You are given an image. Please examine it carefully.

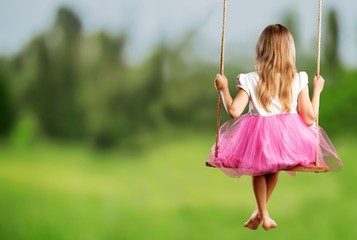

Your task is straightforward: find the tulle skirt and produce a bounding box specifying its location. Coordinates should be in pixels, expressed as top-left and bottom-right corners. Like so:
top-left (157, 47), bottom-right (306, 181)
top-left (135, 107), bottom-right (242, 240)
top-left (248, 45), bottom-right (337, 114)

top-left (206, 113), bottom-right (343, 177)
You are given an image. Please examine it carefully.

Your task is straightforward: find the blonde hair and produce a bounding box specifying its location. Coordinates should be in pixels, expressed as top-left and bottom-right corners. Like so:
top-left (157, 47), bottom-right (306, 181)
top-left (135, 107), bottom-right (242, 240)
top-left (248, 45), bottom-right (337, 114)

top-left (255, 24), bottom-right (297, 112)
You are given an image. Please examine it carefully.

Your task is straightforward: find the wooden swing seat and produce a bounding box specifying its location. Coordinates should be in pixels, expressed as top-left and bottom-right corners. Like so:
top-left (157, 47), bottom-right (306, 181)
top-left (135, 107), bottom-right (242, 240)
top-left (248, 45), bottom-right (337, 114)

top-left (288, 163), bottom-right (329, 173)
top-left (207, 162), bottom-right (329, 173)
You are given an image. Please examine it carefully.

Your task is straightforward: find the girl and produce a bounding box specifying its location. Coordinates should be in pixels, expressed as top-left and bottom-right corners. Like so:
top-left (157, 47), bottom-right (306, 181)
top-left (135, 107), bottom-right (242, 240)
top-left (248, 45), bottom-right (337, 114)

top-left (206, 24), bottom-right (343, 231)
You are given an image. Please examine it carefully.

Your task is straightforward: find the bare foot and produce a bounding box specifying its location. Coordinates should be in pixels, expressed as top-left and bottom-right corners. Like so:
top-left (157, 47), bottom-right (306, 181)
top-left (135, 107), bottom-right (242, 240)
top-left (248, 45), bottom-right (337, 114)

top-left (243, 213), bottom-right (260, 230)
top-left (261, 216), bottom-right (278, 231)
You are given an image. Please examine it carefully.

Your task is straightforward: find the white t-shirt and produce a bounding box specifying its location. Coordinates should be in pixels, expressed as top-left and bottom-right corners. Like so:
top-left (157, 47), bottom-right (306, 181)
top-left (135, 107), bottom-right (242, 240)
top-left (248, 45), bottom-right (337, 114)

top-left (236, 71), bottom-right (308, 116)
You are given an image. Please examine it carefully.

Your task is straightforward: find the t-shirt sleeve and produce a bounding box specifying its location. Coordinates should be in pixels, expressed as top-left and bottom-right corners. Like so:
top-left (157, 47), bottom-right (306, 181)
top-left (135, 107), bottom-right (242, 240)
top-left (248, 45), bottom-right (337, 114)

top-left (236, 74), bottom-right (250, 96)
top-left (298, 71), bottom-right (309, 92)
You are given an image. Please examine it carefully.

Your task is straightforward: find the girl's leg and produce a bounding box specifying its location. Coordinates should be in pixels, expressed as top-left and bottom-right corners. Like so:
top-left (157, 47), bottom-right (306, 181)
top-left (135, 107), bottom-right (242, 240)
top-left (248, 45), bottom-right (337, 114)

top-left (252, 175), bottom-right (269, 218)
top-left (244, 172), bottom-right (279, 230)
top-left (244, 175), bottom-right (266, 230)
top-left (266, 172), bottom-right (279, 204)
top-left (262, 173), bottom-right (279, 229)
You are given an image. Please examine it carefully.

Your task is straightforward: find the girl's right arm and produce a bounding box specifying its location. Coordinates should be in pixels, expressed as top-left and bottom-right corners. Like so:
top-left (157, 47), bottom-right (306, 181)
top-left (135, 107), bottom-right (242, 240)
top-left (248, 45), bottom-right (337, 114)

top-left (297, 75), bottom-right (325, 126)
top-left (215, 74), bottom-right (249, 119)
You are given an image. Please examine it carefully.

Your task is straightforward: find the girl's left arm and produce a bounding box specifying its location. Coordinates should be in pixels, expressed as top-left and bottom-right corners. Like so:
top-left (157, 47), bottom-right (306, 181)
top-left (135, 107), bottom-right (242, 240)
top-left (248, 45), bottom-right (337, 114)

top-left (215, 74), bottom-right (249, 119)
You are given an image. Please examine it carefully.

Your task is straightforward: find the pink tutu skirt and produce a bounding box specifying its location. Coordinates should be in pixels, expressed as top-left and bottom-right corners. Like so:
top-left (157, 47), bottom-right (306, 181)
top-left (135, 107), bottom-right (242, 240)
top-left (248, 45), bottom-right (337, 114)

top-left (206, 113), bottom-right (343, 177)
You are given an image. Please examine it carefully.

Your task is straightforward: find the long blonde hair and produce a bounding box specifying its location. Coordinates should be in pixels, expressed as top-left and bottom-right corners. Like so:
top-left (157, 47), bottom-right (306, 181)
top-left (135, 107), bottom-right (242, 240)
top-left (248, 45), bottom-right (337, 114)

top-left (255, 24), bottom-right (297, 112)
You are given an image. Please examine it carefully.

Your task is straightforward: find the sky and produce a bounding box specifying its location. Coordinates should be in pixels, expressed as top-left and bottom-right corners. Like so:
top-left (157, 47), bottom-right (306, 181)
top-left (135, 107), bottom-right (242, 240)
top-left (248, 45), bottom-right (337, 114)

top-left (0, 0), bottom-right (356, 66)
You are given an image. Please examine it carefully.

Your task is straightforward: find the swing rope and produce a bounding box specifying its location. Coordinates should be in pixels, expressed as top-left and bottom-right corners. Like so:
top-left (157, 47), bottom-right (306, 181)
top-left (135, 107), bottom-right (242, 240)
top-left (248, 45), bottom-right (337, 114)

top-left (214, 0), bottom-right (326, 172)
top-left (314, 0), bottom-right (323, 166)
top-left (214, 0), bottom-right (227, 158)
top-left (316, 0), bottom-right (322, 77)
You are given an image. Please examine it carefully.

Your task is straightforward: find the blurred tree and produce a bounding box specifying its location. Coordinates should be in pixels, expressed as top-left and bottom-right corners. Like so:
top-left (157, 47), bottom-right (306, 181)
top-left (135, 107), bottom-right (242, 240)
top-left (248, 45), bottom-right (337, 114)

top-left (55, 6), bottom-right (82, 43)
top-left (324, 9), bottom-right (340, 73)
top-left (0, 64), bottom-right (16, 137)
top-left (139, 43), bottom-right (167, 128)
top-left (30, 6), bottom-right (85, 139)
top-left (79, 31), bottom-right (128, 148)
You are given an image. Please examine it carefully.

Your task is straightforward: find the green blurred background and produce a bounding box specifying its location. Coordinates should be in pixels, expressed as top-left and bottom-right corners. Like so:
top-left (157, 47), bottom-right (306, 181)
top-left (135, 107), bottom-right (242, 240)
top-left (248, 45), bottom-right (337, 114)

top-left (0, 0), bottom-right (356, 239)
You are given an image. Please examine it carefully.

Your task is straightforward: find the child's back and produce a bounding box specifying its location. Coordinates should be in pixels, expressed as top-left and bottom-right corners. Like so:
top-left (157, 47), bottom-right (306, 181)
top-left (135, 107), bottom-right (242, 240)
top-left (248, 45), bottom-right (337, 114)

top-left (237, 71), bottom-right (308, 116)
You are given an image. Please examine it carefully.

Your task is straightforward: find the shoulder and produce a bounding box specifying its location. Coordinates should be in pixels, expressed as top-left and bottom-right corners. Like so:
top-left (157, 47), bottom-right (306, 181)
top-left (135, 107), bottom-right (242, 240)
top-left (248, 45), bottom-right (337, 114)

top-left (298, 71), bottom-right (308, 81)
top-left (236, 71), bottom-right (259, 96)
top-left (296, 71), bottom-right (309, 92)
top-left (236, 71), bottom-right (259, 87)
top-left (237, 71), bottom-right (259, 82)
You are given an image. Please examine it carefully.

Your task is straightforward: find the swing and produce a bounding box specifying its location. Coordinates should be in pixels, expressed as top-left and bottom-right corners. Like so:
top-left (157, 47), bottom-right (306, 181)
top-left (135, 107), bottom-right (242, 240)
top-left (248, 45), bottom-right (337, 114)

top-left (209, 0), bottom-right (329, 173)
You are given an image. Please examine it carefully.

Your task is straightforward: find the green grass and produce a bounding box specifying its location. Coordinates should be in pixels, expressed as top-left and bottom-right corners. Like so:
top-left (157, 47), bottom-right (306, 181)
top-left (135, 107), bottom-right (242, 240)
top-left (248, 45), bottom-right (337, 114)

top-left (0, 133), bottom-right (355, 240)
